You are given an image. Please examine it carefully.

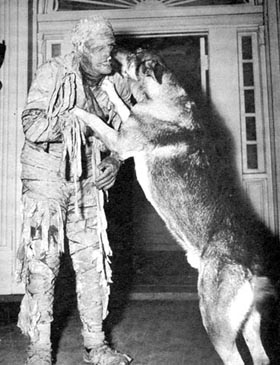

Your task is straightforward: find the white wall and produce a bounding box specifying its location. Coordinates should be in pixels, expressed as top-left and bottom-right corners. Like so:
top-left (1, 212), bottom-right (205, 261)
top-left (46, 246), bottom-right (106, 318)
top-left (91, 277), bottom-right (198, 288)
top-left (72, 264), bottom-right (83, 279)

top-left (0, 0), bottom-right (28, 294)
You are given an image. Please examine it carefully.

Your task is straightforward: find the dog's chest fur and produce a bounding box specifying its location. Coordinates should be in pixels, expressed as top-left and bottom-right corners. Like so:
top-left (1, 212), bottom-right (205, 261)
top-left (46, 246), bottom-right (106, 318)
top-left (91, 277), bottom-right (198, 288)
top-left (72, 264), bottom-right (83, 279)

top-left (134, 153), bottom-right (154, 203)
top-left (133, 147), bottom-right (202, 269)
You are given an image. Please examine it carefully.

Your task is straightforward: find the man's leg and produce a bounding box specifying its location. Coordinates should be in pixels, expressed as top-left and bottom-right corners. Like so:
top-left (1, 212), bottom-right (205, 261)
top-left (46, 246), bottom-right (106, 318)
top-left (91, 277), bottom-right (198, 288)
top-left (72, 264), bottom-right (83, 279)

top-left (17, 196), bottom-right (63, 365)
top-left (66, 179), bottom-right (131, 364)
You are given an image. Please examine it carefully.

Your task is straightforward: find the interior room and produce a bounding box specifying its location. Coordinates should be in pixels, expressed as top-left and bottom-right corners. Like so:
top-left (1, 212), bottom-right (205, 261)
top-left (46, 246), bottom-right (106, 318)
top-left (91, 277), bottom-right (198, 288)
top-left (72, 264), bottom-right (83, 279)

top-left (1, 1), bottom-right (280, 364)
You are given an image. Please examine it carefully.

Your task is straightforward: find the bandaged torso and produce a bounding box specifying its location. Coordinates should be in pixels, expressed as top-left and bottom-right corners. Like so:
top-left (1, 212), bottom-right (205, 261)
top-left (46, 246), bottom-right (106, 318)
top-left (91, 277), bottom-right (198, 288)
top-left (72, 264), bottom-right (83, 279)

top-left (21, 52), bottom-right (131, 184)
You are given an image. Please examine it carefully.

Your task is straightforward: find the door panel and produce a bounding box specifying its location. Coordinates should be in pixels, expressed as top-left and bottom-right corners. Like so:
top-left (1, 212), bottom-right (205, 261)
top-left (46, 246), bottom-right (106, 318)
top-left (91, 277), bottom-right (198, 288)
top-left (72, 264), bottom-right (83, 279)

top-left (117, 35), bottom-right (205, 251)
top-left (209, 27), bottom-right (275, 230)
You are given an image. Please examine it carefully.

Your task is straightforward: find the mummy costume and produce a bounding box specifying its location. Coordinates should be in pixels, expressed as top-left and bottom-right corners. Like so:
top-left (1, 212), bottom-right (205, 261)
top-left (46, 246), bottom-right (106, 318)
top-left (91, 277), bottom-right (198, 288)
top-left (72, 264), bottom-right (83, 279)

top-left (17, 16), bottom-right (132, 365)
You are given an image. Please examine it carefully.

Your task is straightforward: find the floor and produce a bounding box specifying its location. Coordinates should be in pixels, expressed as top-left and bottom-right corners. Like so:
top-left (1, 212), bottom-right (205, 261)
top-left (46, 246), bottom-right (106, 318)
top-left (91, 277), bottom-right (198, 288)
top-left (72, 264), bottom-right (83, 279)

top-left (0, 248), bottom-right (206, 365)
top-left (0, 299), bottom-right (224, 365)
top-left (1, 249), bottom-right (280, 365)
top-left (1, 297), bottom-right (280, 365)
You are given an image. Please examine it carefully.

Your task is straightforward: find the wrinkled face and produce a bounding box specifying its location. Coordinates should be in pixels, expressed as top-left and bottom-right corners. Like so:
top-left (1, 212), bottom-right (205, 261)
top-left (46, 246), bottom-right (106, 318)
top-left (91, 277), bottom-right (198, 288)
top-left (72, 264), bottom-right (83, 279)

top-left (80, 39), bottom-right (115, 76)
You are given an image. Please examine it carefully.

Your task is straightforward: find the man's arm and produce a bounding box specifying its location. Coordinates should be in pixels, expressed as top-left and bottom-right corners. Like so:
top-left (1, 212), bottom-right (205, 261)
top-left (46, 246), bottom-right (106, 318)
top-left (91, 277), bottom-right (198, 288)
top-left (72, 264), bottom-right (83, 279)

top-left (74, 107), bottom-right (119, 154)
top-left (23, 60), bottom-right (74, 143)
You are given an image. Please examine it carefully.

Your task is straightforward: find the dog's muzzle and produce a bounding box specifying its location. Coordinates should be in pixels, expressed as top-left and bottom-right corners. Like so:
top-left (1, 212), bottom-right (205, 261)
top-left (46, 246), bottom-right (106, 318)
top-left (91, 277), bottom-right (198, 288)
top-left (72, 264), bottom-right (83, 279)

top-left (112, 49), bottom-right (138, 80)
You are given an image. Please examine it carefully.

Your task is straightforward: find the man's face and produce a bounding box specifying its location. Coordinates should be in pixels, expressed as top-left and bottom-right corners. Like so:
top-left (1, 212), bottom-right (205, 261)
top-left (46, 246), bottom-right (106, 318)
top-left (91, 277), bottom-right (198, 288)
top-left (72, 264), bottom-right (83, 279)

top-left (80, 39), bottom-right (115, 76)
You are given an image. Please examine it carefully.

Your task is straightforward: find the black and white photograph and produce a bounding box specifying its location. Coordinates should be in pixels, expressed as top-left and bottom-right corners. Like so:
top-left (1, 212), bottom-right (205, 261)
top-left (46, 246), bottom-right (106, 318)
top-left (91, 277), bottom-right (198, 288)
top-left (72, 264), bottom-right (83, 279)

top-left (1, 1), bottom-right (280, 364)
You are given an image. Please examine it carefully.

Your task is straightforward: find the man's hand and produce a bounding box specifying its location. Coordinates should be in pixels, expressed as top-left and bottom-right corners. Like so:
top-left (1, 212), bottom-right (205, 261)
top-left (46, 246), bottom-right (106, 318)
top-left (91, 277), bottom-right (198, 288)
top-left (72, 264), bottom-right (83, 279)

top-left (95, 156), bottom-right (121, 190)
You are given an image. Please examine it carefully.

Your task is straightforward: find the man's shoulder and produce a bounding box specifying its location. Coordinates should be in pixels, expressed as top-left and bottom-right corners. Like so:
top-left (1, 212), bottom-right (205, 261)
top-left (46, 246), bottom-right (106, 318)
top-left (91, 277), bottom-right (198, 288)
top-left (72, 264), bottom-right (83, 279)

top-left (36, 53), bottom-right (76, 75)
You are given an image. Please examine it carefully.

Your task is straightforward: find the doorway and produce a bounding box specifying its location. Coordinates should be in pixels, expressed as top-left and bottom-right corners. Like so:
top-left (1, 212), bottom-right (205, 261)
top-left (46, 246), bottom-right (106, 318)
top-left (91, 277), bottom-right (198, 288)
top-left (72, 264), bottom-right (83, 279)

top-left (116, 34), bottom-right (207, 251)
top-left (110, 35), bottom-right (207, 298)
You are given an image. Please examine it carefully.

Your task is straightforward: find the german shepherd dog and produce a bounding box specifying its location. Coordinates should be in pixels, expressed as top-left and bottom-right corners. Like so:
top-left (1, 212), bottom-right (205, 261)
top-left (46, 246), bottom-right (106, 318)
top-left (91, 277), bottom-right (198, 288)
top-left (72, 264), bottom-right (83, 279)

top-left (74, 49), bottom-right (279, 364)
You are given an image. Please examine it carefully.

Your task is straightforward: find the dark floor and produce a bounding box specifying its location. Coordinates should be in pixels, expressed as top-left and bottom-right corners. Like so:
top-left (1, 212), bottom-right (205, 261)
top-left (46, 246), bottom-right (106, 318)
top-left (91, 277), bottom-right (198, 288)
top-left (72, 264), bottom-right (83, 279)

top-left (1, 237), bottom-right (280, 364)
top-left (1, 249), bottom-right (280, 364)
top-left (1, 296), bottom-right (280, 365)
top-left (0, 248), bottom-right (202, 365)
top-left (0, 299), bottom-right (224, 365)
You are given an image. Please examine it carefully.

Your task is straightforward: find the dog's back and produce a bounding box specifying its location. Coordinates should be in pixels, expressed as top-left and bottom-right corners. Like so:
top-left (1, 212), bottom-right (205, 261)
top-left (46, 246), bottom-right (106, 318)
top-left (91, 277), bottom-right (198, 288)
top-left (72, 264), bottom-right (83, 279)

top-left (129, 75), bottom-right (260, 265)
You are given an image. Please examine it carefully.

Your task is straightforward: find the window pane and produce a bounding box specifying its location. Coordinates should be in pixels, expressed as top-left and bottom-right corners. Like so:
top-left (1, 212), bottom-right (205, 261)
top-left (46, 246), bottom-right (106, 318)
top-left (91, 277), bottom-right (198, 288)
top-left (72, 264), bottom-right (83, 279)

top-left (242, 36), bottom-right (252, 60)
top-left (51, 44), bottom-right (61, 58)
top-left (243, 62), bottom-right (254, 87)
top-left (246, 117), bottom-right (256, 141)
top-left (244, 90), bottom-right (255, 113)
top-left (247, 144), bottom-right (258, 169)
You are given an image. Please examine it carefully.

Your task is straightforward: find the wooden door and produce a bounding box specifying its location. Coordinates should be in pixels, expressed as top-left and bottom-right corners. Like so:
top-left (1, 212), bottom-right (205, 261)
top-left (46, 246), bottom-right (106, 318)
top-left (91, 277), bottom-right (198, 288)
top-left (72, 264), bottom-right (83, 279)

top-left (209, 26), bottom-right (275, 232)
top-left (116, 35), bottom-right (208, 252)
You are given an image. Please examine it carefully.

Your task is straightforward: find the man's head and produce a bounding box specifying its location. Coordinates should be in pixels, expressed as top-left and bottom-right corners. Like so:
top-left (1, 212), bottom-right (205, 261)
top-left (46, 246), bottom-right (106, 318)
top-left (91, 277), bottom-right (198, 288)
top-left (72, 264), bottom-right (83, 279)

top-left (71, 16), bottom-right (115, 76)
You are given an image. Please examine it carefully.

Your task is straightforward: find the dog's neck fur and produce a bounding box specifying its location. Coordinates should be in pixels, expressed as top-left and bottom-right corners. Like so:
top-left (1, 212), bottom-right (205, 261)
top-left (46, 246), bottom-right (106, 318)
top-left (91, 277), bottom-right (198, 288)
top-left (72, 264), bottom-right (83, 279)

top-left (144, 72), bottom-right (186, 102)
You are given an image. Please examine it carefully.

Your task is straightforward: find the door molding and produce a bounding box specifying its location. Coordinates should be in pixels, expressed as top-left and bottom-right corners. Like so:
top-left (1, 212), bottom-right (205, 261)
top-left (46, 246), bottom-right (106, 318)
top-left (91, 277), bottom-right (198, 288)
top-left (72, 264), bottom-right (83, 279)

top-left (264, 0), bottom-right (280, 234)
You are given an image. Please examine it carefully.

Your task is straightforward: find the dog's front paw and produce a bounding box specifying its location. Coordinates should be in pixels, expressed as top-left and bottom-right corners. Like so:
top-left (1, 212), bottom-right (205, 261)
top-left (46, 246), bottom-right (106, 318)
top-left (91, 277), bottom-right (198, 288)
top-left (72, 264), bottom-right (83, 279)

top-left (72, 106), bottom-right (83, 119)
top-left (101, 77), bottom-right (118, 103)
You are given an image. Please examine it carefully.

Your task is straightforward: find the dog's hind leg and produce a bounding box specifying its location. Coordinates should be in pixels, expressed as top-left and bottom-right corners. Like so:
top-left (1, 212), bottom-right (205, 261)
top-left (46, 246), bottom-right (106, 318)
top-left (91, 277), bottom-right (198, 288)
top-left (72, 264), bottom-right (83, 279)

top-left (242, 308), bottom-right (270, 365)
top-left (199, 298), bottom-right (245, 365)
top-left (198, 263), bottom-right (255, 365)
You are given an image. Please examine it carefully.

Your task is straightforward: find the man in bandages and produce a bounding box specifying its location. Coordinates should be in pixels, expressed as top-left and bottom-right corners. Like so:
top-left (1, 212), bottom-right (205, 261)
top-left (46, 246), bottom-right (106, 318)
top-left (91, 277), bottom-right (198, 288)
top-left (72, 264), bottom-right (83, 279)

top-left (17, 16), bottom-right (131, 365)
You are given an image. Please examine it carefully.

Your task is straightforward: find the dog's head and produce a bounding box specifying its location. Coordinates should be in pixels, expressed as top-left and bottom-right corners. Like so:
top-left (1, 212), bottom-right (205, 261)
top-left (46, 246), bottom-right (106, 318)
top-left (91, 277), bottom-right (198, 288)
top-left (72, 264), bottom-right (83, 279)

top-left (113, 48), bottom-right (171, 102)
top-left (113, 48), bottom-right (166, 82)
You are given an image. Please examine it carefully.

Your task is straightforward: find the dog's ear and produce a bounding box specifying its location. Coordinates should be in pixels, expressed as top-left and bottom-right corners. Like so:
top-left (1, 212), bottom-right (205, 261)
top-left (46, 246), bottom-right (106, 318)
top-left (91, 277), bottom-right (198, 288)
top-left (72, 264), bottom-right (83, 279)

top-left (145, 61), bottom-right (165, 84)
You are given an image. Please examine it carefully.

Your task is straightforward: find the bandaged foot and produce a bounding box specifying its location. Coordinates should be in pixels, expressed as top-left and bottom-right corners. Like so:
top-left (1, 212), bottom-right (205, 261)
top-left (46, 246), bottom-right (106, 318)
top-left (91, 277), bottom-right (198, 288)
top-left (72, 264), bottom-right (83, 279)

top-left (25, 344), bottom-right (52, 365)
top-left (83, 342), bottom-right (132, 365)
